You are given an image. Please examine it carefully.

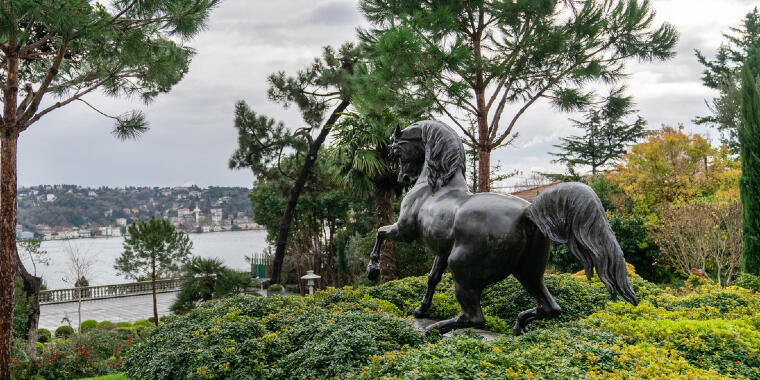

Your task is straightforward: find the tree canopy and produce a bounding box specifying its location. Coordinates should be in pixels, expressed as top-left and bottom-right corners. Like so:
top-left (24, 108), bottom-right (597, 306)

top-left (696, 7), bottom-right (760, 153)
top-left (0, 1), bottom-right (218, 374)
top-left (359, 0), bottom-right (678, 191)
top-left (551, 89), bottom-right (647, 175)
top-left (114, 218), bottom-right (193, 325)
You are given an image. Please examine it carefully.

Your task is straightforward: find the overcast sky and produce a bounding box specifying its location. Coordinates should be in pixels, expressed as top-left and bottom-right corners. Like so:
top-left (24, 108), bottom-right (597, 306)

top-left (15, 0), bottom-right (759, 188)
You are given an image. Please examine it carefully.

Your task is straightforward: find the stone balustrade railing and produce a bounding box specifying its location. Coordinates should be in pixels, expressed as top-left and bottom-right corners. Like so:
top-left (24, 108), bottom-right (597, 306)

top-left (40, 278), bottom-right (187, 305)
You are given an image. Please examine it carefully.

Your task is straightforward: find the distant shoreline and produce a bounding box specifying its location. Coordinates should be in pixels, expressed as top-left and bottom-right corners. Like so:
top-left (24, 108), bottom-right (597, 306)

top-left (30, 227), bottom-right (266, 242)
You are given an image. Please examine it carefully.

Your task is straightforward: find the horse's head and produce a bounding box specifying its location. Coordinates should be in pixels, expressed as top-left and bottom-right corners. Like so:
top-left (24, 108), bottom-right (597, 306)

top-left (390, 124), bottom-right (425, 187)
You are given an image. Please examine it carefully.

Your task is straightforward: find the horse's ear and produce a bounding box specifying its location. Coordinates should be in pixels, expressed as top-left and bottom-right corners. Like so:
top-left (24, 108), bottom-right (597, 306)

top-left (394, 124), bottom-right (402, 138)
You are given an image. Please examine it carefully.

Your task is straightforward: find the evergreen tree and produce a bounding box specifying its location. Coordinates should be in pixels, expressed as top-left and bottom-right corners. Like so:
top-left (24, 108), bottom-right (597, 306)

top-left (696, 8), bottom-right (760, 153)
top-left (739, 66), bottom-right (760, 275)
top-left (231, 44), bottom-right (360, 285)
top-left (0, 1), bottom-right (218, 373)
top-left (114, 218), bottom-right (193, 326)
top-left (551, 89), bottom-right (647, 175)
top-left (359, 0), bottom-right (677, 191)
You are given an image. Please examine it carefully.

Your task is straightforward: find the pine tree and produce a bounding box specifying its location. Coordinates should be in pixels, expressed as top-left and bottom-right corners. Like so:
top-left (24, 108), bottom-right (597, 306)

top-left (115, 218), bottom-right (193, 326)
top-left (551, 90), bottom-right (647, 175)
top-left (0, 1), bottom-right (218, 374)
top-left (696, 8), bottom-right (760, 153)
top-left (360, 0), bottom-right (678, 192)
top-left (739, 66), bottom-right (760, 275)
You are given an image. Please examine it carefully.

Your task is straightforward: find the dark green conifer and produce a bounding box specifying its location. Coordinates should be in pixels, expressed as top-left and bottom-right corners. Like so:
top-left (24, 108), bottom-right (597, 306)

top-left (740, 66), bottom-right (760, 274)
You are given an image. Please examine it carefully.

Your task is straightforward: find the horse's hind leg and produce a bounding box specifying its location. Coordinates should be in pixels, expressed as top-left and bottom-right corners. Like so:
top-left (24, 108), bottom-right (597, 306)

top-left (512, 271), bottom-right (561, 336)
top-left (414, 255), bottom-right (447, 318)
top-left (426, 281), bottom-right (486, 334)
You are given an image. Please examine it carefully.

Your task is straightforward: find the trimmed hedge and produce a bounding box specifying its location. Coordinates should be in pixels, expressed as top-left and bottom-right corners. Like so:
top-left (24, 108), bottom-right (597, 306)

top-left (80, 320), bottom-right (99, 332)
top-left (55, 325), bottom-right (74, 339)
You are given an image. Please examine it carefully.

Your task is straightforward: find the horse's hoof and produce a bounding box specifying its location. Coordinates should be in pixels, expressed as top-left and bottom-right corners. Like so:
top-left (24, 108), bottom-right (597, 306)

top-left (366, 263), bottom-right (380, 281)
top-left (413, 305), bottom-right (430, 318)
top-left (512, 322), bottom-right (529, 336)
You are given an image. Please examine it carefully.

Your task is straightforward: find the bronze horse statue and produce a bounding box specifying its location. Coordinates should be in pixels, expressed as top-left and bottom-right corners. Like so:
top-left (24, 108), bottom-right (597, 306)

top-left (366, 120), bottom-right (638, 335)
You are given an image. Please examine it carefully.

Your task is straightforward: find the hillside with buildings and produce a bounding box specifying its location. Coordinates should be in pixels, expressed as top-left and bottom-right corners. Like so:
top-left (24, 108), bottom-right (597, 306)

top-left (16, 185), bottom-right (259, 240)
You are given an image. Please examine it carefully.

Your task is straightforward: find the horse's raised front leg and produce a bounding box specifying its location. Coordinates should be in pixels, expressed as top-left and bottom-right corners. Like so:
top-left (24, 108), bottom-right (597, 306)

top-left (413, 255), bottom-right (447, 318)
top-left (366, 224), bottom-right (398, 281)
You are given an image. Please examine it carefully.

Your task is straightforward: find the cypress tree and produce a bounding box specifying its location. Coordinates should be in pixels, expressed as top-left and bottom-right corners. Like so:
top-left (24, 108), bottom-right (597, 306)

top-left (739, 66), bottom-right (760, 274)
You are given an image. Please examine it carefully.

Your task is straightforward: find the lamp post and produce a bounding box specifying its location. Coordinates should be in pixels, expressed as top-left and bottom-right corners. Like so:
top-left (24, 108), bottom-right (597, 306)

top-left (300, 270), bottom-right (321, 295)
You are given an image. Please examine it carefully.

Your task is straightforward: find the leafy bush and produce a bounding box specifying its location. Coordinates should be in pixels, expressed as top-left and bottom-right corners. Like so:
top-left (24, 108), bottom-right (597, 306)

top-left (355, 326), bottom-right (730, 379)
top-left (116, 321), bottom-right (132, 328)
top-left (12, 326), bottom-right (139, 379)
top-left (37, 328), bottom-right (51, 343)
top-left (55, 325), bottom-right (74, 339)
top-left (123, 294), bottom-right (424, 380)
top-left (115, 270), bottom-right (760, 380)
top-left (81, 320), bottom-right (99, 332)
top-left (735, 273), bottom-right (760, 292)
top-left (268, 284), bottom-right (283, 291)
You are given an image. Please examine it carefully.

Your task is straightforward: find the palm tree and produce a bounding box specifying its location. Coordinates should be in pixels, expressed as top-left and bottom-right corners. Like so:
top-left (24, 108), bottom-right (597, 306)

top-left (331, 101), bottom-right (408, 283)
top-left (171, 257), bottom-right (251, 314)
top-left (171, 257), bottom-right (225, 314)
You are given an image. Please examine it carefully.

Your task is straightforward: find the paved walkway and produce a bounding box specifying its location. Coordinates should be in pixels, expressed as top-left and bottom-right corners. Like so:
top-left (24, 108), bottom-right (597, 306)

top-left (39, 292), bottom-right (178, 330)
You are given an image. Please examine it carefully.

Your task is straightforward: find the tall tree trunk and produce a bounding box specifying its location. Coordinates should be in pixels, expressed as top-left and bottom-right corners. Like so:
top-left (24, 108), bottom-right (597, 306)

top-left (0, 134), bottom-right (18, 380)
top-left (476, 144), bottom-right (490, 193)
top-left (270, 99), bottom-right (350, 285)
top-left (375, 185), bottom-right (396, 283)
top-left (0, 40), bottom-right (19, 379)
top-left (151, 257), bottom-right (158, 327)
top-left (473, 28), bottom-right (490, 193)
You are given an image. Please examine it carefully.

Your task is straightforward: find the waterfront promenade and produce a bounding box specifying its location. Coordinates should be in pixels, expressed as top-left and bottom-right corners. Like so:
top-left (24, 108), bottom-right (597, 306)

top-left (39, 292), bottom-right (178, 330)
top-left (38, 288), bottom-right (269, 330)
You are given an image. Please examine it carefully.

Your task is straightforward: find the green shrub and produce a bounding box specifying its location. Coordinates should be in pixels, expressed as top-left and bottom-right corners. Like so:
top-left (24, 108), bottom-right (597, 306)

top-left (97, 321), bottom-right (116, 331)
top-left (481, 273), bottom-right (612, 329)
top-left (124, 294), bottom-right (425, 380)
top-left (735, 273), bottom-right (760, 292)
top-left (80, 320), bottom-right (99, 332)
top-left (356, 327), bottom-right (731, 379)
top-left (586, 299), bottom-right (760, 379)
top-left (55, 325), bottom-right (74, 338)
top-left (116, 322), bottom-right (132, 328)
top-left (268, 283), bottom-right (283, 291)
top-left (13, 325), bottom-right (139, 379)
top-left (37, 328), bottom-right (51, 343)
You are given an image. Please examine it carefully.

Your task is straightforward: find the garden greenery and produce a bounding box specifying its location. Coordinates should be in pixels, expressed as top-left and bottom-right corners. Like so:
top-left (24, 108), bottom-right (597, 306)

top-left (118, 267), bottom-right (760, 379)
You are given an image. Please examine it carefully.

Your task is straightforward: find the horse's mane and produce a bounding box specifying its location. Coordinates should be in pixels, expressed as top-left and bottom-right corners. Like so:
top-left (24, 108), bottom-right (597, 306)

top-left (401, 120), bottom-right (466, 192)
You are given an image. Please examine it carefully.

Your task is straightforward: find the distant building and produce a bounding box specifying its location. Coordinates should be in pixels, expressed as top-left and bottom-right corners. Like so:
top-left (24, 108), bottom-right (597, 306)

top-left (210, 208), bottom-right (223, 224)
top-left (178, 208), bottom-right (191, 218)
top-left (45, 194), bottom-right (56, 202)
top-left (116, 218), bottom-right (127, 227)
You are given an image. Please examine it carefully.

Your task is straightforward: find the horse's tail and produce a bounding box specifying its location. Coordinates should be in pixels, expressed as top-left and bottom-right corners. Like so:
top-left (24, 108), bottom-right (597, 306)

top-left (525, 182), bottom-right (638, 306)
